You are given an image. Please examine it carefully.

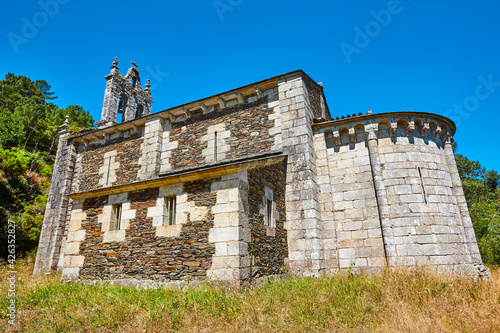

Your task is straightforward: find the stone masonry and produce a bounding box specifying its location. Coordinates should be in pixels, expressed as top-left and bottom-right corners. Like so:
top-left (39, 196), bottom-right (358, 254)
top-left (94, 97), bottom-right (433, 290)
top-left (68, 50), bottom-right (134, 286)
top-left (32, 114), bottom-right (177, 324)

top-left (34, 60), bottom-right (490, 283)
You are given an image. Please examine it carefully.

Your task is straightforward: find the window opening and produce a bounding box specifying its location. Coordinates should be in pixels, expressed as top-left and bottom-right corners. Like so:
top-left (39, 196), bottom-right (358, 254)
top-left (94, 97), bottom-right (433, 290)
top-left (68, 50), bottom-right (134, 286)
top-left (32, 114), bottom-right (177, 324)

top-left (165, 195), bottom-right (176, 225)
top-left (266, 198), bottom-right (273, 227)
top-left (105, 156), bottom-right (112, 185)
top-left (418, 167), bottom-right (428, 204)
top-left (118, 94), bottom-right (127, 123)
top-left (112, 203), bottom-right (122, 230)
top-left (135, 104), bottom-right (143, 118)
top-left (214, 131), bottom-right (218, 162)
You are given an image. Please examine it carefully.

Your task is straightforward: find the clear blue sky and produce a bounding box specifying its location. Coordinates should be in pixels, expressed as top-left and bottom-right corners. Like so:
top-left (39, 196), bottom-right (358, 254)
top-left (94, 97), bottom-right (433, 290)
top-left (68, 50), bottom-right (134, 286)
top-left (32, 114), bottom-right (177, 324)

top-left (1, 0), bottom-right (499, 172)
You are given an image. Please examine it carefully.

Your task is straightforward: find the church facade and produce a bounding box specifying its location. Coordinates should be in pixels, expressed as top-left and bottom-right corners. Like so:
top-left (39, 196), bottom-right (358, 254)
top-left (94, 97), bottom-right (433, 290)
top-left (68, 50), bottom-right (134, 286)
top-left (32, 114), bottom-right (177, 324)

top-left (34, 60), bottom-right (490, 283)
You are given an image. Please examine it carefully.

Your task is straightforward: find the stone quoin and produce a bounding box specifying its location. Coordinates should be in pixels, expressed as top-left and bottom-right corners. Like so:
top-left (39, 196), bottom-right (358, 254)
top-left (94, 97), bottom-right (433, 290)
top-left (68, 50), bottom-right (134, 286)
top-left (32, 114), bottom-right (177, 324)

top-left (34, 59), bottom-right (490, 284)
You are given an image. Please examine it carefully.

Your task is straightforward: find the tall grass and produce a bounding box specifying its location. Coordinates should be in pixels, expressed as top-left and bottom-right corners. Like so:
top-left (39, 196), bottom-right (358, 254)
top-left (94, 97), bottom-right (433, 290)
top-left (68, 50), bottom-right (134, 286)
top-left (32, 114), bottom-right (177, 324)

top-left (1, 256), bottom-right (499, 332)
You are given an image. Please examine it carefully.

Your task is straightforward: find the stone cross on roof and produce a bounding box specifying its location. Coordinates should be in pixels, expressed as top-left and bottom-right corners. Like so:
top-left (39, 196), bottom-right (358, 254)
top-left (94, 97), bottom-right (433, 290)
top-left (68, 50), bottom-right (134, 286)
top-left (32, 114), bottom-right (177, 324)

top-left (131, 61), bottom-right (138, 68)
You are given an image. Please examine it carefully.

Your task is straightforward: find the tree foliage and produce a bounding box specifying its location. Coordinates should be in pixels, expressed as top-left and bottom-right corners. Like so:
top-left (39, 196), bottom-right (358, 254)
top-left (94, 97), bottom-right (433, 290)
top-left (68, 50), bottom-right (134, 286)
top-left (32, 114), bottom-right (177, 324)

top-left (484, 170), bottom-right (500, 191)
top-left (456, 153), bottom-right (500, 266)
top-left (0, 73), bottom-right (94, 154)
top-left (455, 154), bottom-right (485, 180)
top-left (0, 73), bottom-right (95, 258)
top-left (0, 107), bottom-right (25, 148)
top-left (0, 148), bottom-right (30, 176)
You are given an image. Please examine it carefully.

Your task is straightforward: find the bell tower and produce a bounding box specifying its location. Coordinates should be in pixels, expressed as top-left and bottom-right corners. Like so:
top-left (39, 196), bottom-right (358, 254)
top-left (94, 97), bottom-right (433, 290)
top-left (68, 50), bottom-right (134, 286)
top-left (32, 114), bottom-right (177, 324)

top-left (97, 58), bottom-right (153, 128)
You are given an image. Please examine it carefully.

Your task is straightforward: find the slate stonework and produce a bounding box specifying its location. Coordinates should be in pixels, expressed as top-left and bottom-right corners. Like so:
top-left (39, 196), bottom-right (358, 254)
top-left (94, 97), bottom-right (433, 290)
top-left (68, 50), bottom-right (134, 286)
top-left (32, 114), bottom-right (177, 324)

top-left (304, 75), bottom-right (329, 121)
top-left (248, 161), bottom-right (288, 276)
top-left (170, 98), bottom-right (275, 172)
top-left (77, 134), bottom-right (142, 192)
top-left (79, 183), bottom-right (216, 281)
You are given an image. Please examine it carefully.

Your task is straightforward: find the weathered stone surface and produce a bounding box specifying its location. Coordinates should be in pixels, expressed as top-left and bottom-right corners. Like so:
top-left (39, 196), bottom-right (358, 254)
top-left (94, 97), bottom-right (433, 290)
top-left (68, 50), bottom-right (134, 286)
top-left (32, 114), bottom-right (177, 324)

top-left (97, 59), bottom-right (153, 128)
top-left (34, 123), bottom-right (76, 274)
top-left (76, 134), bottom-right (142, 192)
top-left (36, 68), bottom-right (489, 282)
top-left (75, 184), bottom-right (216, 281)
top-left (248, 161), bottom-right (288, 277)
top-left (168, 98), bottom-right (277, 172)
top-left (314, 113), bottom-right (489, 277)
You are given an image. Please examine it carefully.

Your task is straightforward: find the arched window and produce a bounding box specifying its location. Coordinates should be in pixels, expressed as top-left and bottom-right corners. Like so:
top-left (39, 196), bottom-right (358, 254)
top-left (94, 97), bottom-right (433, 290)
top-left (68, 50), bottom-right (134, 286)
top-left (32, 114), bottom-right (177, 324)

top-left (135, 104), bottom-right (144, 118)
top-left (117, 94), bottom-right (128, 123)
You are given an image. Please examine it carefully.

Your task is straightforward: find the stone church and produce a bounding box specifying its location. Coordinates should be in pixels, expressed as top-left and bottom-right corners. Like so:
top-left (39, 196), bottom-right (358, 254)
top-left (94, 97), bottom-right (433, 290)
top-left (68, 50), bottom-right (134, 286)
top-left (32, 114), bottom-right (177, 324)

top-left (34, 59), bottom-right (490, 283)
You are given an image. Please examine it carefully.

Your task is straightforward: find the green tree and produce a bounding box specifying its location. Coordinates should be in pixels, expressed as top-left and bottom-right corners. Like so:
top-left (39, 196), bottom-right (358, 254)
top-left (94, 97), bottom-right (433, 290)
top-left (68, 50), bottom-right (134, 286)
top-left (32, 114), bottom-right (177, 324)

top-left (484, 170), bottom-right (500, 191)
top-left (0, 148), bottom-right (30, 176)
top-left (0, 107), bottom-right (25, 148)
top-left (455, 154), bottom-right (485, 180)
top-left (0, 72), bottom-right (95, 258)
top-left (456, 151), bottom-right (500, 266)
top-left (0, 73), bottom-right (95, 154)
top-left (462, 178), bottom-right (492, 206)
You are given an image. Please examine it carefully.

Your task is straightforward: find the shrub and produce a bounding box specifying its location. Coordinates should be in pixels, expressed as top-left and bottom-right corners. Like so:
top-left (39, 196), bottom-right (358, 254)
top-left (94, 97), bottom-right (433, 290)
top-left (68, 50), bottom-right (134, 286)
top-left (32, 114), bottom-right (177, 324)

top-left (0, 148), bottom-right (29, 177)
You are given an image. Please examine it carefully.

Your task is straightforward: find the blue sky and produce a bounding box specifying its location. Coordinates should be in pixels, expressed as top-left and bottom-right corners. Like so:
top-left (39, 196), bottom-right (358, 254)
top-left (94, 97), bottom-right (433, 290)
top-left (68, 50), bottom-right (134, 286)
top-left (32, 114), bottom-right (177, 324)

top-left (1, 0), bottom-right (499, 172)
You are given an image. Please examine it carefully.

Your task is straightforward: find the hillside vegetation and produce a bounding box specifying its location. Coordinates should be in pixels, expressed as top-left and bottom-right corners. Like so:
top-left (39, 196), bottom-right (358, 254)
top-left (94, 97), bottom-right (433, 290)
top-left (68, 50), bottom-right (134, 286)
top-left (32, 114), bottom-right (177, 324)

top-left (0, 73), bottom-right (94, 256)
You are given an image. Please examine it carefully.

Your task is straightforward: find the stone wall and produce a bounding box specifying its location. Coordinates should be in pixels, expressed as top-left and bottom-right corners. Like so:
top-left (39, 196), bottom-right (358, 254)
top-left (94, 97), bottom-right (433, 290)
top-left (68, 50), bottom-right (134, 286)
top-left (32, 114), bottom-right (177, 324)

top-left (68, 183), bottom-right (216, 281)
top-left (37, 69), bottom-right (489, 281)
top-left (278, 73), bottom-right (323, 273)
top-left (167, 98), bottom-right (276, 173)
top-left (313, 113), bottom-right (489, 276)
top-left (248, 161), bottom-right (288, 276)
top-left (377, 135), bottom-right (472, 269)
top-left (74, 134), bottom-right (142, 192)
top-left (34, 124), bottom-right (76, 274)
top-left (303, 74), bottom-right (330, 121)
top-left (314, 132), bottom-right (386, 273)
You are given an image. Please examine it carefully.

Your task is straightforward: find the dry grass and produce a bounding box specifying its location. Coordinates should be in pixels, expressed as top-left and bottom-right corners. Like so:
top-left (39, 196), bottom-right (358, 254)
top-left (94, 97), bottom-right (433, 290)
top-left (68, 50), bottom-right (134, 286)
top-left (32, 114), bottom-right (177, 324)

top-left (1, 256), bottom-right (500, 332)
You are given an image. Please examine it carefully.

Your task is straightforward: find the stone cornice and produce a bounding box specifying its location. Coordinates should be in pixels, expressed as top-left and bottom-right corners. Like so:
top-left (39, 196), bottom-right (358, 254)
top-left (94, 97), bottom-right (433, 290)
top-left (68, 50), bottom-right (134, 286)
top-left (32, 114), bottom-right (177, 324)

top-left (312, 111), bottom-right (456, 135)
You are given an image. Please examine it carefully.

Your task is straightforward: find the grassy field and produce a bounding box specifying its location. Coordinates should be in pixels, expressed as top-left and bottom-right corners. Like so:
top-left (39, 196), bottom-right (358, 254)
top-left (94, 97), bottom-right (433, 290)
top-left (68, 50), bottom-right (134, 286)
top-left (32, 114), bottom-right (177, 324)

top-left (1, 256), bottom-right (500, 332)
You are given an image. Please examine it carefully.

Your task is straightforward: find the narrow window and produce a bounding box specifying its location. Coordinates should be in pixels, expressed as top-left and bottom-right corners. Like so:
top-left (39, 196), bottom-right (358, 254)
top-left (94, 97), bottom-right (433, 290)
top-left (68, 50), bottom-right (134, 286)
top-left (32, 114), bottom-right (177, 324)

top-left (112, 203), bottom-right (122, 230)
top-left (418, 167), bottom-right (428, 204)
top-left (266, 198), bottom-right (273, 227)
top-left (165, 195), bottom-right (177, 225)
top-left (105, 156), bottom-right (112, 185)
top-left (135, 104), bottom-right (144, 118)
top-left (118, 94), bottom-right (127, 123)
top-left (214, 131), bottom-right (218, 162)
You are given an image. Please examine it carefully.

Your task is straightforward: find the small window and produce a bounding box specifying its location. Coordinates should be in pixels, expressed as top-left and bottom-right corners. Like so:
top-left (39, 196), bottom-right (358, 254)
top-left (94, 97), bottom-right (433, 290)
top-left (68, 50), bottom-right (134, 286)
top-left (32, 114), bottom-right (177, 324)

top-left (104, 156), bottom-right (113, 186)
top-left (418, 167), bottom-right (428, 204)
top-left (111, 203), bottom-right (122, 230)
top-left (135, 104), bottom-right (144, 118)
top-left (266, 198), bottom-right (273, 227)
top-left (214, 131), bottom-right (218, 162)
top-left (118, 94), bottom-right (127, 123)
top-left (165, 195), bottom-right (176, 226)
